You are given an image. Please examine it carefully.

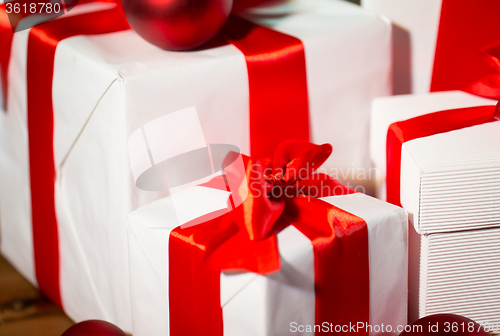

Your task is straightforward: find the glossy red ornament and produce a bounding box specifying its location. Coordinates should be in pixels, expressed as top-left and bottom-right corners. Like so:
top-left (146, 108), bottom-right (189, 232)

top-left (62, 320), bottom-right (127, 336)
top-left (400, 314), bottom-right (489, 336)
top-left (121, 0), bottom-right (233, 51)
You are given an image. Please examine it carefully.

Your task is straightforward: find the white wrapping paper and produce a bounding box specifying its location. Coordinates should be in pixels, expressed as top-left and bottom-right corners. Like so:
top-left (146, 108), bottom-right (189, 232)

top-left (0, 0), bottom-right (391, 331)
top-left (361, 0), bottom-right (443, 94)
top-left (128, 189), bottom-right (408, 336)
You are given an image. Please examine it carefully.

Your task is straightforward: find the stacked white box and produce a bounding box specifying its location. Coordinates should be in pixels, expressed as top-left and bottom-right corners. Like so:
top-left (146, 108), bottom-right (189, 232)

top-left (128, 190), bottom-right (408, 336)
top-left (370, 91), bottom-right (500, 326)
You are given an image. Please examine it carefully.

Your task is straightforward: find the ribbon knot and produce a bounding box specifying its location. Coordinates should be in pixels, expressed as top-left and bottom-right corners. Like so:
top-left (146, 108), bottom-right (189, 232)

top-left (264, 171), bottom-right (287, 190)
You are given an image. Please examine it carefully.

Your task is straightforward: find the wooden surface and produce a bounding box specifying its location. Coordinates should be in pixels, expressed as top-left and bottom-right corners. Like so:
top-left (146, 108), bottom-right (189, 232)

top-left (0, 254), bottom-right (74, 336)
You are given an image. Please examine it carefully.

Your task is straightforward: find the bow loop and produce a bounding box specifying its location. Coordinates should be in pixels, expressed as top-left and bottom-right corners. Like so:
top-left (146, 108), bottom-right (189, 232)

top-left (231, 158), bottom-right (286, 242)
top-left (484, 43), bottom-right (500, 71)
top-left (273, 140), bottom-right (332, 186)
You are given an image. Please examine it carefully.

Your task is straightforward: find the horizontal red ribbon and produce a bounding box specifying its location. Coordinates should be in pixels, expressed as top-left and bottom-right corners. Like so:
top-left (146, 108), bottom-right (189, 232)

top-left (386, 103), bottom-right (500, 207)
top-left (169, 140), bottom-right (369, 336)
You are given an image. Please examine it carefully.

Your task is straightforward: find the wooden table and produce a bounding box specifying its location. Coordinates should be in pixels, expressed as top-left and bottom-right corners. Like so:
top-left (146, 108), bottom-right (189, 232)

top-left (0, 254), bottom-right (74, 336)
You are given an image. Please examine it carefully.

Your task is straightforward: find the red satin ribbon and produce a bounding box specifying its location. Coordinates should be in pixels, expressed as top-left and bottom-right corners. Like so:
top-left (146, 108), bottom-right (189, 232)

top-left (169, 141), bottom-right (369, 336)
top-left (221, 16), bottom-right (310, 158)
top-left (26, 7), bottom-right (129, 308)
top-left (0, 7), bottom-right (12, 110)
top-left (431, 0), bottom-right (500, 94)
top-left (386, 104), bottom-right (500, 207)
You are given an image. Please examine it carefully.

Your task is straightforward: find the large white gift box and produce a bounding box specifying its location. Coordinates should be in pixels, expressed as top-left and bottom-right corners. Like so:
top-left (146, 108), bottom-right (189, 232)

top-left (369, 90), bottom-right (500, 323)
top-left (370, 91), bottom-right (498, 201)
top-left (0, 0), bottom-right (391, 332)
top-left (128, 189), bottom-right (408, 336)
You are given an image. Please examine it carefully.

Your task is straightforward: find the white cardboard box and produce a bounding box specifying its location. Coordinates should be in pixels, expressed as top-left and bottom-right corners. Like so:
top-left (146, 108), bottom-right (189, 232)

top-left (128, 190), bottom-right (408, 336)
top-left (369, 90), bottom-right (500, 323)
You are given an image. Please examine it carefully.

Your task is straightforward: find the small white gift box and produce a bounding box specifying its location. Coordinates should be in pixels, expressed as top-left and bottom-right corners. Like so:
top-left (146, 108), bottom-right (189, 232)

top-left (128, 189), bottom-right (408, 336)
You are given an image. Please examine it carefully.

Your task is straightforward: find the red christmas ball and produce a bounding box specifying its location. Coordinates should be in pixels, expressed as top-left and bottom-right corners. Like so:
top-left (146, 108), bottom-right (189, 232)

top-left (62, 320), bottom-right (127, 336)
top-left (122, 0), bottom-right (233, 51)
top-left (400, 314), bottom-right (489, 336)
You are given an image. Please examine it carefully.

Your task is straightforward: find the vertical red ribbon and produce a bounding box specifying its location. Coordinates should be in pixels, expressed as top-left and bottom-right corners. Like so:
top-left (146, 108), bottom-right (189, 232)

top-left (26, 8), bottom-right (129, 307)
top-left (169, 223), bottom-right (225, 336)
top-left (222, 16), bottom-right (310, 158)
top-left (431, 0), bottom-right (500, 92)
top-left (0, 7), bottom-right (13, 110)
top-left (385, 104), bottom-right (499, 207)
top-left (287, 197), bottom-right (369, 336)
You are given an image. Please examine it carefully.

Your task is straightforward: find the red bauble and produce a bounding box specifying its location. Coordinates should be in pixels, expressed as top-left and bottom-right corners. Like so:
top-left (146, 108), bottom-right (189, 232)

top-left (122, 0), bottom-right (233, 51)
top-left (62, 320), bottom-right (127, 336)
top-left (400, 314), bottom-right (489, 336)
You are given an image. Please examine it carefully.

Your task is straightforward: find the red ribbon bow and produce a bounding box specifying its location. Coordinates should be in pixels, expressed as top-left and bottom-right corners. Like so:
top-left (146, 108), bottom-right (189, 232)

top-left (169, 140), bottom-right (370, 336)
top-left (199, 140), bottom-right (354, 274)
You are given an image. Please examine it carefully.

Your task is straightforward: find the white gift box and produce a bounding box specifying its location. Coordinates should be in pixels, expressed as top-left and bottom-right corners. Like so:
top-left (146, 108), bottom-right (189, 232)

top-left (0, 0), bottom-right (391, 332)
top-left (369, 91), bottom-right (497, 203)
top-left (369, 90), bottom-right (500, 323)
top-left (361, 0), bottom-right (442, 94)
top-left (128, 188), bottom-right (408, 336)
